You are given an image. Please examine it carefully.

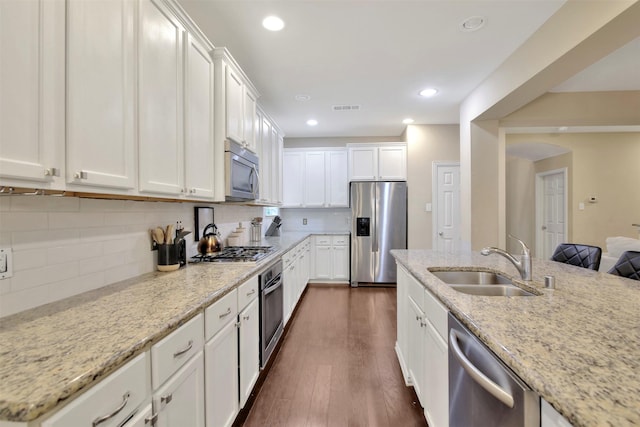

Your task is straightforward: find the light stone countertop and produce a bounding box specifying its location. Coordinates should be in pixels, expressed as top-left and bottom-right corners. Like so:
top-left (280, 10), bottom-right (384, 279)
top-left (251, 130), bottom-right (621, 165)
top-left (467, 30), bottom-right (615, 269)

top-left (391, 249), bottom-right (640, 427)
top-left (0, 232), bottom-right (310, 422)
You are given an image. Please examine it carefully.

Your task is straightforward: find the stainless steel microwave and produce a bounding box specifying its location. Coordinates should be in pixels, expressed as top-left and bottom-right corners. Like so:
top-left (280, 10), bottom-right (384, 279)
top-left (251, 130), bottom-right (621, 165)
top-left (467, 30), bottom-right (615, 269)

top-left (225, 140), bottom-right (259, 201)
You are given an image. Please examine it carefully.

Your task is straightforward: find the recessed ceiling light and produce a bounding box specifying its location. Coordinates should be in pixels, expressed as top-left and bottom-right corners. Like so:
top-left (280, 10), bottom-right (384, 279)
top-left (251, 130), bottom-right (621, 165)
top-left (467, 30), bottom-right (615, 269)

top-left (402, 118), bottom-right (415, 124)
top-left (419, 88), bottom-right (438, 98)
top-left (295, 94), bottom-right (311, 101)
top-left (460, 16), bottom-right (486, 32)
top-left (306, 119), bottom-right (318, 126)
top-left (262, 15), bottom-right (285, 31)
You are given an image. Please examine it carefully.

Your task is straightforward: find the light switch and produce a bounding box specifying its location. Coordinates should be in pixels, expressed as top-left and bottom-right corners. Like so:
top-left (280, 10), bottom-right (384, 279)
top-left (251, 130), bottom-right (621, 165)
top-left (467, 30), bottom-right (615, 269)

top-left (425, 203), bottom-right (432, 212)
top-left (0, 247), bottom-right (12, 279)
top-left (578, 202), bottom-right (585, 211)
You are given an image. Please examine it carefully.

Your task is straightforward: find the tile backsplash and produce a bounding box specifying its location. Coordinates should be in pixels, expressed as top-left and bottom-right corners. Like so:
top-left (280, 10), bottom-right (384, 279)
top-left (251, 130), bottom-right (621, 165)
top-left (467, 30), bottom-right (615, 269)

top-left (0, 196), bottom-right (262, 317)
top-left (281, 208), bottom-right (351, 232)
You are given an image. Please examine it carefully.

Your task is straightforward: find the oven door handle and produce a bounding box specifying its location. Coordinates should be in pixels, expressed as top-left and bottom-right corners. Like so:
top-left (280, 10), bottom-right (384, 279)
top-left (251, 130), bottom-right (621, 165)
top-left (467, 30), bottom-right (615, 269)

top-left (263, 280), bottom-right (282, 296)
top-left (449, 329), bottom-right (515, 408)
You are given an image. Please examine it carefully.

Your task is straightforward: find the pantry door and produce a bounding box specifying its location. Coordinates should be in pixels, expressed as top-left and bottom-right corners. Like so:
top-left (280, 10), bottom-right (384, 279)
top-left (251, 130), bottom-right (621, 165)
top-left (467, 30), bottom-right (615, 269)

top-left (536, 169), bottom-right (568, 259)
top-left (433, 162), bottom-right (461, 252)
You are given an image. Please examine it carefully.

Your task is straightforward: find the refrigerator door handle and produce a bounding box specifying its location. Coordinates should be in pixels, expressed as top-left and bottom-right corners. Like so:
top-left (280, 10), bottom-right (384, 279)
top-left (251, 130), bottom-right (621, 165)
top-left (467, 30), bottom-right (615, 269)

top-left (372, 185), bottom-right (378, 252)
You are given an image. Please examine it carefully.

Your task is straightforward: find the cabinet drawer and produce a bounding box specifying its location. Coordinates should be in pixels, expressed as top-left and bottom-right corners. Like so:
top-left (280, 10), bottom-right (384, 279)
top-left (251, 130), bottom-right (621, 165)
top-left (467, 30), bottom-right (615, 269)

top-left (237, 274), bottom-right (259, 310)
top-left (424, 288), bottom-right (448, 341)
top-left (332, 235), bottom-right (348, 246)
top-left (406, 271), bottom-right (425, 310)
top-left (43, 352), bottom-right (149, 427)
top-left (282, 251), bottom-right (294, 267)
top-left (314, 235), bottom-right (331, 245)
top-left (205, 289), bottom-right (238, 341)
top-left (151, 313), bottom-right (204, 389)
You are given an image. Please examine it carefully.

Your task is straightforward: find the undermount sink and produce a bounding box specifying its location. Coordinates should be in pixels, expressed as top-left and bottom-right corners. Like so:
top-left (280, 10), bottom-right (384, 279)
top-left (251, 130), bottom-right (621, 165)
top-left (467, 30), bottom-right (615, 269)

top-left (429, 270), bottom-right (537, 297)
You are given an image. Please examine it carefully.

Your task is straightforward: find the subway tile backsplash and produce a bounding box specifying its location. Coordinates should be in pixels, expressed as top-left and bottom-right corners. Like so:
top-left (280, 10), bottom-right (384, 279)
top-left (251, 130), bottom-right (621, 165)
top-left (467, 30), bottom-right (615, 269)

top-left (0, 196), bottom-right (262, 317)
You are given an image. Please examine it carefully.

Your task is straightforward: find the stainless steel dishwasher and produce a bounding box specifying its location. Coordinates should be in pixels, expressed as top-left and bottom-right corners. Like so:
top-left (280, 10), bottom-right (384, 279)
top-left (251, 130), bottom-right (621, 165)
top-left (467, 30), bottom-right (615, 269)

top-left (448, 313), bottom-right (539, 427)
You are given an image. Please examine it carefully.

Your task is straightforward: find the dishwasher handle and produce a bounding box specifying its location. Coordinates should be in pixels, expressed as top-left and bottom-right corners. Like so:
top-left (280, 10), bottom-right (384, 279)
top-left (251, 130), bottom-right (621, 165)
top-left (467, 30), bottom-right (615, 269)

top-left (449, 329), bottom-right (515, 408)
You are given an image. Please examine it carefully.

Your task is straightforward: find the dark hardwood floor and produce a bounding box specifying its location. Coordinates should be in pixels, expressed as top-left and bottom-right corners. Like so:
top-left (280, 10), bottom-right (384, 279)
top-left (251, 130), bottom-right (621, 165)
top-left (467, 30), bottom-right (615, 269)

top-left (242, 285), bottom-right (427, 427)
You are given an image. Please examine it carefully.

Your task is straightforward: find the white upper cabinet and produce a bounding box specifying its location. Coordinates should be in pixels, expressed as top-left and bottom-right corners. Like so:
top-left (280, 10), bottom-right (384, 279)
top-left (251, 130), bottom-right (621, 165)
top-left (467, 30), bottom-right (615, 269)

top-left (326, 150), bottom-right (349, 207)
top-left (183, 33), bottom-right (215, 199)
top-left (348, 143), bottom-right (407, 181)
top-left (225, 66), bottom-right (244, 145)
top-left (304, 152), bottom-right (326, 207)
top-left (138, 0), bottom-right (185, 195)
top-left (258, 110), bottom-right (272, 203)
top-left (243, 88), bottom-right (258, 152)
top-left (66, 0), bottom-right (136, 190)
top-left (0, 0), bottom-right (65, 189)
top-left (255, 106), bottom-right (284, 206)
top-left (282, 151), bottom-right (304, 207)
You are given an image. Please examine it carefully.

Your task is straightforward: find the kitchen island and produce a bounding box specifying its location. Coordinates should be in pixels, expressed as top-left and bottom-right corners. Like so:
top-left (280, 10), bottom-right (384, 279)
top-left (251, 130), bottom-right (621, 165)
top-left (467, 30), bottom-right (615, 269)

top-left (392, 249), bottom-right (640, 427)
top-left (0, 233), bottom-right (310, 423)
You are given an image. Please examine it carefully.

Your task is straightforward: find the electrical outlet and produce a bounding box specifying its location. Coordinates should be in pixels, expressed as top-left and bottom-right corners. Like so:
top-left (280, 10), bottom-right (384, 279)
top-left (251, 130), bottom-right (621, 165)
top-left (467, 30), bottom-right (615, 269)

top-left (303, 218), bottom-right (307, 225)
top-left (0, 247), bottom-right (13, 279)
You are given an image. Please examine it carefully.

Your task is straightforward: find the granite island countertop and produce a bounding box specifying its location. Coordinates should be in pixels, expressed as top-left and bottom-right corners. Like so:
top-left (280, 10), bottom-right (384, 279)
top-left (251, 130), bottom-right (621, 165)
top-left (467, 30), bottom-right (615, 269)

top-left (0, 232), bottom-right (311, 422)
top-left (392, 249), bottom-right (640, 427)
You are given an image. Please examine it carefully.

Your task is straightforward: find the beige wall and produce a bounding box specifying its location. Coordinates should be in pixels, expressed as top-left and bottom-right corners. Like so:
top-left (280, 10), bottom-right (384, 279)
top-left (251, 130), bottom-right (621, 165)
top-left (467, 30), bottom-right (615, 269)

top-left (505, 156), bottom-right (536, 254)
top-left (506, 133), bottom-right (639, 252)
top-left (404, 124), bottom-right (460, 249)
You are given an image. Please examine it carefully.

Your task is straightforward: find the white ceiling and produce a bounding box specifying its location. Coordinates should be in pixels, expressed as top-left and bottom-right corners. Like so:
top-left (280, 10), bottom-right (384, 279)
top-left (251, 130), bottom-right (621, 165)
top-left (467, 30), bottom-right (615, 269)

top-left (177, 1), bottom-right (636, 138)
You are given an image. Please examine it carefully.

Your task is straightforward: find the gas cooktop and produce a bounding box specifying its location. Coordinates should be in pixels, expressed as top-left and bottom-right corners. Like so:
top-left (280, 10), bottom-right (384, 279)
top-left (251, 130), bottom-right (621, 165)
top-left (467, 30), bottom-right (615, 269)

top-left (191, 246), bottom-right (275, 263)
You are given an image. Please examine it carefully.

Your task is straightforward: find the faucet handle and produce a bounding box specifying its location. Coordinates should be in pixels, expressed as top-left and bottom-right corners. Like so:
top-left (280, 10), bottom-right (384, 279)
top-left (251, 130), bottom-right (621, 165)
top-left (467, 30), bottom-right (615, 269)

top-left (508, 234), bottom-right (530, 255)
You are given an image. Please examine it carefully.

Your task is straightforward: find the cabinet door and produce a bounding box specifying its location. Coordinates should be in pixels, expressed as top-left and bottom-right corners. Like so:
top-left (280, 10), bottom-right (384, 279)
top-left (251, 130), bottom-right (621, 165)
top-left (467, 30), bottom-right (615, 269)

top-left (331, 245), bottom-right (349, 280)
top-left (274, 132), bottom-right (284, 204)
top-left (0, 0), bottom-right (64, 188)
top-left (282, 151), bottom-right (304, 207)
top-left (184, 33), bottom-right (214, 199)
top-left (304, 152), bottom-right (326, 207)
top-left (239, 297), bottom-right (259, 408)
top-left (348, 147), bottom-right (377, 181)
top-left (396, 266), bottom-right (410, 382)
top-left (326, 151), bottom-right (349, 207)
top-left (259, 115), bottom-right (272, 202)
top-left (225, 66), bottom-right (244, 144)
top-left (283, 263), bottom-right (295, 325)
top-left (138, 0), bottom-right (184, 195)
top-left (124, 404), bottom-right (153, 427)
top-left (313, 245), bottom-right (332, 280)
top-left (407, 295), bottom-right (425, 406)
top-left (67, 0), bottom-right (135, 189)
top-left (423, 321), bottom-right (448, 427)
top-left (205, 319), bottom-right (239, 427)
top-left (154, 352), bottom-right (205, 427)
top-left (378, 145), bottom-right (407, 180)
top-left (243, 88), bottom-right (258, 152)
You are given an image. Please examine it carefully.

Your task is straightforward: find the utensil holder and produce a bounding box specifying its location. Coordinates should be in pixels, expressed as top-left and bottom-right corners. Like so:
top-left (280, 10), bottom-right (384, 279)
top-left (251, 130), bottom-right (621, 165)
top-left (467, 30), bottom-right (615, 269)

top-left (250, 224), bottom-right (262, 242)
top-left (157, 243), bottom-right (180, 272)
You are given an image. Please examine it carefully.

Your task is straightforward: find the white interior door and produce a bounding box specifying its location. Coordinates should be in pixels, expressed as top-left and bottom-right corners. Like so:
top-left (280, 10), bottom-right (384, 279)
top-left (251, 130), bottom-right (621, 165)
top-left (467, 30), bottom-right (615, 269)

top-left (536, 169), bottom-right (567, 259)
top-left (433, 163), bottom-right (461, 252)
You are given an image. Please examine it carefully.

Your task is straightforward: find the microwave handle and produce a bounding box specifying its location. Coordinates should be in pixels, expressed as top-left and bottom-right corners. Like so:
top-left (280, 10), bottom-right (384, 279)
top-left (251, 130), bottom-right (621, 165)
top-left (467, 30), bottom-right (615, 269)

top-left (250, 165), bottom-right (260, 199)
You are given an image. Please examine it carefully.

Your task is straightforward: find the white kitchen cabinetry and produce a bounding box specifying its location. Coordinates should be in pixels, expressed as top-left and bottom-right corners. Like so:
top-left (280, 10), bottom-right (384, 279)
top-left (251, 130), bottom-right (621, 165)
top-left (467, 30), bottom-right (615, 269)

top-left (66, 0), bottom-right (136, 191)
top-left (183, 33), bottom-right (215, 199)
top-left (42, 353), bottom-right (150, 427)
top-left (282, 149), bottom-right (349, 208)
top-left (0, 0), bottom-right (65, 190)
top-left (347, 143), bottom-right (407, 181)
top-left (243, 88), bottom-right (259, 153)
top-left (237, 275), bottom-right (260, 408)
top-left (396, 264), bottom-right (448, 427)
top-left (274, 131), bottom-right (284, 205)
top-left (256, 108), bottom-right (284, 205)
top-left (310, 235), bottom-right (349, 283)
top-left (124, 403), bottom-right (153, 427)
top-left (283, 238), bottom-right (310, 325)
top-left (542, 399), bottom-right (572, 427)
top-left (138, 0), bottom-right (184, 196)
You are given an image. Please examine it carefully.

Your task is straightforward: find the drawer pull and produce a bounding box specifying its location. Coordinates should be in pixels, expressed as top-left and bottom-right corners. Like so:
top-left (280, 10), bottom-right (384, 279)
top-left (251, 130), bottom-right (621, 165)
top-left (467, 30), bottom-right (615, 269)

top-left (161, 393), bottom-right (173, 405)
top-left (92, 391), bottom-right (130, 426)
top-left (173, 340), bottom-right (193, 358)
top-left (218, 307), bottom-right (232, 318)
top-left (243, 315), bottom-right (250, 321)
top-left (246, 289), bottom-right (256, 296)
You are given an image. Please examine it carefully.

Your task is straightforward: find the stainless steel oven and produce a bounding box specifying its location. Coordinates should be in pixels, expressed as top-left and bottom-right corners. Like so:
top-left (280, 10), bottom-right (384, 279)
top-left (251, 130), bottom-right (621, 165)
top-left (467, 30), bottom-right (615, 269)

top-left (225, 140), bottom-right (259, 201)
top-left (259, 260), bottom-right (283, 368)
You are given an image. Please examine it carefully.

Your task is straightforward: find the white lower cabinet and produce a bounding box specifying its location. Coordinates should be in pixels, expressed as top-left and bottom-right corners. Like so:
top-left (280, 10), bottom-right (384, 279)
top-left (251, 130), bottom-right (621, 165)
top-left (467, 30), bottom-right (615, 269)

top-left (126, 403), bottom-right (153, 427)
top-left (239, 297), bottom-right (260, 408)
top-left (283, 238), bottom-right (311, 325)
top-left (153, 351), bottom-right (205, 427)
top-left (42, 352), bottom-right (150, 427)
top-left (205, 319), bottom-right (239, 427)
top-left (310, 235), bottom-right (349, 283)
top-left (396, 264), bottom-right (448, 427)
top-left (541, 399), bottom-right (572, 427)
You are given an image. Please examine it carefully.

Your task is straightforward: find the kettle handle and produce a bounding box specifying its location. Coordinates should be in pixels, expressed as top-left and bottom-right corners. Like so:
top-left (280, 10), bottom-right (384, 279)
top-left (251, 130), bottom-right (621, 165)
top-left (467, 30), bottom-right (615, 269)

top-left (203, 223), bottom-right (214, 236)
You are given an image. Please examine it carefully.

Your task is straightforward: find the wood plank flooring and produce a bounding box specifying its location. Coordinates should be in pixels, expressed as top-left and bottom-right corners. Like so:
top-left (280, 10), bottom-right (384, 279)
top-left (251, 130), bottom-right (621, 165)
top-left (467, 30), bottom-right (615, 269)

top-left (242, 285), bottom-right (427, 427)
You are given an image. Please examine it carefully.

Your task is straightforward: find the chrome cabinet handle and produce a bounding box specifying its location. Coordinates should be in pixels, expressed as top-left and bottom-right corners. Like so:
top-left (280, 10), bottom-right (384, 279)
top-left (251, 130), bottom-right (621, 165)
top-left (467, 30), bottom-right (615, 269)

top-left (92, 391), bottom-right (130, 426)
top-left (219, 307), bottom-right (232, 318)
top-left (246, 289), bottom-right (256, 296)
top-left (173, 340), bottom-right (193, 358)
top-left (44, 167), bottom-right (60, 177)
top-left (449, 329), bottom-right (514, 408)
top-left (74, 171), bottom-right (88, 180)
top-left (243, 315), bottom-right (250, 321)
top-left (161, 393), bottom-right (173, 405)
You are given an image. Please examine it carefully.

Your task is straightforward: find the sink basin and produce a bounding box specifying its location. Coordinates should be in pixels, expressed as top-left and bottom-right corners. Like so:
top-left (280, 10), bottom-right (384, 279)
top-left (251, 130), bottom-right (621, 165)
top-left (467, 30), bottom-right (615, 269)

top-left (429, 269), bottom-right (537, 297)
top-left (429, 270), bottom-right (512, 285)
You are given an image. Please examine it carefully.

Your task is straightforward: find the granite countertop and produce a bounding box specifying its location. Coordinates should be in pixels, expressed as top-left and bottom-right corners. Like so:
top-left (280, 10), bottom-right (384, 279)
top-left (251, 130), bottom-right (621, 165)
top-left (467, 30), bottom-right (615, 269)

top-left (391, 249), bottom-right (640, 427)
top-left (0, 233), bottom-right (310, 422)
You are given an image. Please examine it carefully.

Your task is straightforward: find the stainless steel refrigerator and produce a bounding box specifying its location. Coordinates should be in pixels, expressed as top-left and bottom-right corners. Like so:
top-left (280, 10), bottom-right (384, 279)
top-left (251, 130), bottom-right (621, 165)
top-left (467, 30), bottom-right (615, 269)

top-left (351, 181), bottom-right (407, 287)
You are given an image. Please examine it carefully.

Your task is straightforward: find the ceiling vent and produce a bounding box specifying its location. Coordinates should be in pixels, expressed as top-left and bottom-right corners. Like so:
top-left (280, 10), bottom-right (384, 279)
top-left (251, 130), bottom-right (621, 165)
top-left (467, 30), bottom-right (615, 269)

top-left (332, 104), bottom-right (361, 112)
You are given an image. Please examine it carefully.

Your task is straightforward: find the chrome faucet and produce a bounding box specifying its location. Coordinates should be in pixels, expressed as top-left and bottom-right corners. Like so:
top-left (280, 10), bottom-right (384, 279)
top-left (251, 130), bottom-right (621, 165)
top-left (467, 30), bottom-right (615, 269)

top-left (480, 235), bottom-right (532, 281)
